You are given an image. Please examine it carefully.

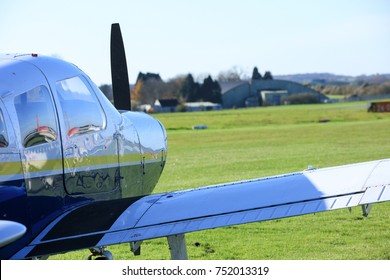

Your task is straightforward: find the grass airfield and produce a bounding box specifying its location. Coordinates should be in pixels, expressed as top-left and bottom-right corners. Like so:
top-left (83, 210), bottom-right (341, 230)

top-left (52, 101), bottom-right (390, 259)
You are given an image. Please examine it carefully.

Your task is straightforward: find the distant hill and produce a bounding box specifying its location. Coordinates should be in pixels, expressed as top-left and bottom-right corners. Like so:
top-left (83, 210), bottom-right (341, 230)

top-left (274, 73), bottom-right (390, 85)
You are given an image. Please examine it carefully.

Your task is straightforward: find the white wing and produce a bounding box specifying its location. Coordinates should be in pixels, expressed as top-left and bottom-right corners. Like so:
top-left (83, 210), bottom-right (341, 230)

top-left (14, 159), bottom-right (389, 259)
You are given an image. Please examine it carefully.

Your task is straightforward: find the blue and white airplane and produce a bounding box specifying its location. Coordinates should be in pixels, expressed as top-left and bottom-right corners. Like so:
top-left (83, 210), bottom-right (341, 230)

top-left (1, 24), bottom-right (389, 260)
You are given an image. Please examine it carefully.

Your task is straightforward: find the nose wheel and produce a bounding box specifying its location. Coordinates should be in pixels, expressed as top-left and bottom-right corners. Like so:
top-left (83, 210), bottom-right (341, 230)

top-left (87, 247), bottom-right (113, 260)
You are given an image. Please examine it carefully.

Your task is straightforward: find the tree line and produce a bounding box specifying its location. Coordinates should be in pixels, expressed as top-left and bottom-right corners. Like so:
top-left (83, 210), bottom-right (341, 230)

top-left (99, 66), bottom-right (273, 109)
top-left (310, 81), bottom-right (390, 98)
top-left (100, 73), bottom-right (222, 109)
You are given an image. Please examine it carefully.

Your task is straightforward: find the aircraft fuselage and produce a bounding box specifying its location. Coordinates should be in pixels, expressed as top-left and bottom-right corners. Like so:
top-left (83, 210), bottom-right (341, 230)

top-left (0, 54), bottom-right (167, 258)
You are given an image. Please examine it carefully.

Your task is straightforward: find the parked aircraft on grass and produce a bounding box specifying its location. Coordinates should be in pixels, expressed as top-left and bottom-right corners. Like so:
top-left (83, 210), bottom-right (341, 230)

top-left (1, 24), bottom-right (389, 260)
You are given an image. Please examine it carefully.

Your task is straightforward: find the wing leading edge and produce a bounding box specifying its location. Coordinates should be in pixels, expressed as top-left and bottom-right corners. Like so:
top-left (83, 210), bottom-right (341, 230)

top-left (12, 159), bottom-right (390, 259)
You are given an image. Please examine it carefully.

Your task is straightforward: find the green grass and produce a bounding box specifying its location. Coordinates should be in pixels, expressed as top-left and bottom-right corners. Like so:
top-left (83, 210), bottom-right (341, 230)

top-left (50, 102), bottom-right (390, 260)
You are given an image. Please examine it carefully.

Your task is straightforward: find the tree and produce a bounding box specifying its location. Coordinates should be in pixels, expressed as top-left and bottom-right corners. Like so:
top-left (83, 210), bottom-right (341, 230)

top-left (136, 72), bottom-right (162, 82)
top-left (166, 75), bottom-right (186, 102)
top-left (263, 71), bottom-right (273, 80)
top-left (209, 79), bottom-right (222, 104)
top-left (252, 67), bottom-right (262, 80)
top-left (99, 84), bottom-right (113, 102)
top-left (283, 93), bottom-right (320, 104)
top-left (199, 76), bottom-right (222, 104)
top-left (131, 80), bottom-right (144, 105)
top-left (180, 74), bottom-right (199, 102)
top-left (131, 75), bottom-right (184, 106)
top-left (217, 66), bottom-right (246, 82)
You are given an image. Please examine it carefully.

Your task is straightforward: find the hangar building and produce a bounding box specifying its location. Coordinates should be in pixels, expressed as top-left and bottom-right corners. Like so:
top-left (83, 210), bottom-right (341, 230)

top-left (220, 79), bottom-right (328, 108)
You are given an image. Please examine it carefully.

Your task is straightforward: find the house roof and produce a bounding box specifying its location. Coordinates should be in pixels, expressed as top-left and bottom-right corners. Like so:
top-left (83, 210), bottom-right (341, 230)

top-left (219, 81), bottom-right (249, 94)
top-left (156, 99), bottom-right (179, 107)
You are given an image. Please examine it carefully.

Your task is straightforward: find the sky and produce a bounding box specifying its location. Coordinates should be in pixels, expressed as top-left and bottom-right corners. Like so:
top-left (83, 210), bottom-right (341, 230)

top-left (1, 0), bottom-right (389, 85)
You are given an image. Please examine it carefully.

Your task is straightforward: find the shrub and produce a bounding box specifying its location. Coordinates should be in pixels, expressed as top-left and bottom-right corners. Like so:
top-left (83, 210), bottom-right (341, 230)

top-left (283, 93), bottom-right (320, 105)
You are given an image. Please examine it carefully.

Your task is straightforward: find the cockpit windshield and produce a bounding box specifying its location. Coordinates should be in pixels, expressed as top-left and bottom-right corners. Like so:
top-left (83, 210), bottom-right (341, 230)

top-left (14, 86), bottom-right (58, 148)
top-left (56, 76), bottom-right (106, 137)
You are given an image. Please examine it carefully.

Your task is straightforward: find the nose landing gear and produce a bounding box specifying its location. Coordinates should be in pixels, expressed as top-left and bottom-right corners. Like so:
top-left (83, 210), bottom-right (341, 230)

top-left (87, 247), bottom-right (113, 260)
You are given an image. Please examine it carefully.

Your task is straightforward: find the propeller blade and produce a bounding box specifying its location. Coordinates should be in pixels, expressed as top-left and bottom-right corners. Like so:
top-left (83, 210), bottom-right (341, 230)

top-left (110, 23), bottom-right (131, 111)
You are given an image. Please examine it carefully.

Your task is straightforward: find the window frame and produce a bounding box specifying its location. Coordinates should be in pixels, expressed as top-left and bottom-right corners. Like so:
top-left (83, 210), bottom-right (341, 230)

top-left (0, 108), bottom-right (9, 148)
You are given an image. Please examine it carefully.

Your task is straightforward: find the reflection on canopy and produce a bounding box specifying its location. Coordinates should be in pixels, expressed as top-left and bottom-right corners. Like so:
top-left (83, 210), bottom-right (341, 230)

top-left (14, 86), bottom-right (57, 148)
top-left (56, 76), bottom-right (106, 137)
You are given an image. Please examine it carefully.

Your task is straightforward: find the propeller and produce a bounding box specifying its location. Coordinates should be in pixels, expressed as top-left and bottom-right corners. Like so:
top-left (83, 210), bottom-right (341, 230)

top-left (110, 23), bottom-right (131, 111)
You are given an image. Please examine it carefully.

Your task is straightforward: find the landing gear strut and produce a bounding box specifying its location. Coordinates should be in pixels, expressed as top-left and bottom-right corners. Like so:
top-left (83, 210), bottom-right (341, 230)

top-left (87, 247), bottom-right (113, 260)
top-left (167, 234), bottom-right (188, 260)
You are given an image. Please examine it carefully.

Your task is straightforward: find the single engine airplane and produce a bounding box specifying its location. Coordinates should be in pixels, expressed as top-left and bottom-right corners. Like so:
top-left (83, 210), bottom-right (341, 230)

top-left (1, 24), bottom-right (389, 260)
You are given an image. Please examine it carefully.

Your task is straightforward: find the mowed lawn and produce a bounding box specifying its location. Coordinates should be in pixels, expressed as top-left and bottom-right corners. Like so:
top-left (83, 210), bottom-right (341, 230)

top-left (51, 101), bottom-right (390, 260)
